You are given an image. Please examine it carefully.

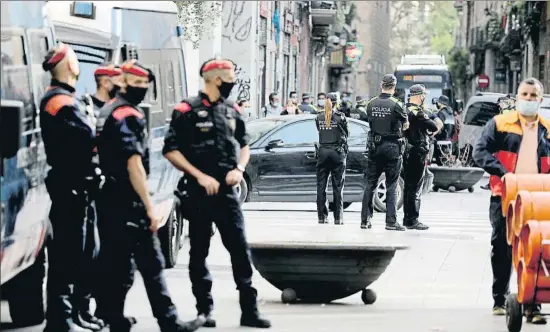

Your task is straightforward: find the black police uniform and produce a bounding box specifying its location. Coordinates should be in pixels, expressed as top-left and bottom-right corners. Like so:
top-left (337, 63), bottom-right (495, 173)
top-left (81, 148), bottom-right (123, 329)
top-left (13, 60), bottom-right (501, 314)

top-left (403, 93), bottom-right (438, 230)
top-left (315, 107), bottom-right (349, 224)
top-left (360, 92), bottom-right (408, 230)
top-left (298, 93), bottom-right (318, 114)
top-left (163, 93), bottom-right (270, 328)
top-left (40, 79), bottom-right (99, 332)
top-left (97, 93), bottom-right (194, 332)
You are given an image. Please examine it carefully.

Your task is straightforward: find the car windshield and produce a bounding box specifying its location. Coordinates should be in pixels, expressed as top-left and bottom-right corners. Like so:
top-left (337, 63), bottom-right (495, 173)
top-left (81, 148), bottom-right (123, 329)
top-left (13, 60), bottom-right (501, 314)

top-left (246, 119), bottom-right (287, 145)
top-left (463, 101), bottom-right (500, 126)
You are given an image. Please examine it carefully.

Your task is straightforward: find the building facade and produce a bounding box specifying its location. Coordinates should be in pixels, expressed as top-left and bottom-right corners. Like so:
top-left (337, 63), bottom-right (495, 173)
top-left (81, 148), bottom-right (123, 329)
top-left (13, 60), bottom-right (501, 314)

top-left (454, 0), bottom-right (548, 100)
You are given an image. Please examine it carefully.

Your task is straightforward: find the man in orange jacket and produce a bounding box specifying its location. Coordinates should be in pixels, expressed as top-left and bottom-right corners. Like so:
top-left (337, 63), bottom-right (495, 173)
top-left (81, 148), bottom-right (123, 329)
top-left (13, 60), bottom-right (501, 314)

top-left (473, 77), bottom-right (550, 324)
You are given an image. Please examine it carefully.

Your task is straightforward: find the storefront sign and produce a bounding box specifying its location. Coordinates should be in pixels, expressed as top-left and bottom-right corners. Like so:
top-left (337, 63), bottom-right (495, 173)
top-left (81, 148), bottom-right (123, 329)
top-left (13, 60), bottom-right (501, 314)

top-left (344, 42), bottom-right (363, 63)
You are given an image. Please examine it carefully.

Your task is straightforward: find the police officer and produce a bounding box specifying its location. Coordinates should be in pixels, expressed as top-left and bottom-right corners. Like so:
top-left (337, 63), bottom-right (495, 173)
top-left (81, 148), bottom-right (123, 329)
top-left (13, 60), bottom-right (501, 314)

top-left (315, 93), bottom-right (349, 225)
top-left (360, 74), bottom-right (409, 231)
top-left (349, 95), bottom-right (369, 121)
top-left (402, 85), bottom-right (438, 230)
top-left (339, 92), bottom-right (353, 116)
top-left (40, 43), bottom-right (99, 332)
top-left (316, 92), bottom-right (327, 112)
top-left (498, 94), bottom-right (516, 114)
top-left (434, 95), bottom-right (455, 141)
top-left (163, 57), bottom-right (271, 329)
top-left (86, 63), bottom-right (123, 112)
top-left (298, 92), bottom-right (318, 114)
top-left (96, 60), bottom-right (202, 332)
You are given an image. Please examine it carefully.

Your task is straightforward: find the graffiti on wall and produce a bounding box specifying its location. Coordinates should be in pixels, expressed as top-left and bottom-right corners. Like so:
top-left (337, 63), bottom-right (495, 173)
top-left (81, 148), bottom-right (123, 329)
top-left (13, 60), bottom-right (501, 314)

top-left (222, 1), bottom-right (252, 42)
top-left (233, 62), bottom-right (251, 101)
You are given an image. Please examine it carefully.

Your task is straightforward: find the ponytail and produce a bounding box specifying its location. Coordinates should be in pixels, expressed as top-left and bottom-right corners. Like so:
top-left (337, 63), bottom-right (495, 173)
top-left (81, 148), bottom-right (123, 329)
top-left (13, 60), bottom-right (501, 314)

top-left (324, 98), bottom-right (333, 125)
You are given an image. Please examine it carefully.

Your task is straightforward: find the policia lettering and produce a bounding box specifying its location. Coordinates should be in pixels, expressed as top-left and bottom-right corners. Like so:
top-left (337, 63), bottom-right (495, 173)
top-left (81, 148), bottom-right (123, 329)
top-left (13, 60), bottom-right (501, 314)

top-left (315, 93), bottom-right (349, 224)
top-left (96, 60), bottom-right (202, 332)
top-left (360, 74), bottom-right (408, 232)
top-left (402, 84), bottom-right (437, 230)
top-left (39, 43), bottom-right (105, 332)
top-left (163, 57), bottom-right (271, 329)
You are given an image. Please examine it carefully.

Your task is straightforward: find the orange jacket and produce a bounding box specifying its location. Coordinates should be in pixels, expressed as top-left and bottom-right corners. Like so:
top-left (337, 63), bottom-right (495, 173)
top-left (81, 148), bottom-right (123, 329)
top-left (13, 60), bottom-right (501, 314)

top-left (473, 111), bottom-right (550, 196)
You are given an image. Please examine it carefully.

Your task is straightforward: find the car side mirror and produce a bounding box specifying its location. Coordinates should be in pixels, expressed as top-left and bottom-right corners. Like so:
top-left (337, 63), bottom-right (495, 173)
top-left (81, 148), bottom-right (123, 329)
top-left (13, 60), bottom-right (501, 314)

top-left (266, 139), bottom-right (284, 150)
top-left (0, 100), bottom-right (24, 160)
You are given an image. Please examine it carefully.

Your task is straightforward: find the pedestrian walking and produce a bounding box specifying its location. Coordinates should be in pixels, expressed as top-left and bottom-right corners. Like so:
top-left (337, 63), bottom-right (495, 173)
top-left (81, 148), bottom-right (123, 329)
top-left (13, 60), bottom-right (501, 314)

top-left (96, 59), bottom-right (202, 332)
top-left (39, 43), bottom-right (102, 332)
top-left (360, 74), bottom-right (409, 231)
top-left (402, 84), bottom-right (437, 230)
top-left (473, 77), bottom-right (549, 324)
top-left (315, 93), bottom-right (349, 225)
top-left (163, 57), bottom-right (271, 329)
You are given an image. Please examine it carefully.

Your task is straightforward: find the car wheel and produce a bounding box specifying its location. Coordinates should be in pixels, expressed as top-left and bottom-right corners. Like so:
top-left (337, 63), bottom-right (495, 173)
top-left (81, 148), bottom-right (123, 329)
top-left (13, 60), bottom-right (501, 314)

top-left (234, 177), bottom-right (249, 204)
top-left (373, 174), bottom-right (404, 213)
top-left (159, 203), bottom-right (181, 269)
top-left (7, 248), bottom-right (47, 327)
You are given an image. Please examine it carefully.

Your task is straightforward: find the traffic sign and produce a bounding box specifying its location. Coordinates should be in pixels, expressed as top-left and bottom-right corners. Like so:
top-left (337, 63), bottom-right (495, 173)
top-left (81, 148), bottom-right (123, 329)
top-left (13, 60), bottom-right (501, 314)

top-left (477, 74), bottom-right (490, 89)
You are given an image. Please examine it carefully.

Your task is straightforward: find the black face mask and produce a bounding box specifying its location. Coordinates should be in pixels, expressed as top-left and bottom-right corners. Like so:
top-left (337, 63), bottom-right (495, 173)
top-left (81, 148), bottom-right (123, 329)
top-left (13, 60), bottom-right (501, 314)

top-left (123, 85), bottom-right (148, 105)
top-left (218, 81), bottom-right (235, 99)
top-left (108, 84), bottom-right (121, 99)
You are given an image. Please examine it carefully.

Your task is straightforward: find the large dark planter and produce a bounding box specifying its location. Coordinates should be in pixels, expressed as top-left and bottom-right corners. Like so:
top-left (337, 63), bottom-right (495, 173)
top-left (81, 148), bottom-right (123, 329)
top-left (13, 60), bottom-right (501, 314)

top-left (249, 242), bottom-right (408, 304)
top-left (428, 166), bottom-right (485, 193)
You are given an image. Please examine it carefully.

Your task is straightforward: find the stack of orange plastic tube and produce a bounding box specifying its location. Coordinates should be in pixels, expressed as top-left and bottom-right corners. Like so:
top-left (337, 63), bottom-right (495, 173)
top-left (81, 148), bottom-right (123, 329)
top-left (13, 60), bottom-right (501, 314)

top-left (502, 174), bottom-right (550, 304)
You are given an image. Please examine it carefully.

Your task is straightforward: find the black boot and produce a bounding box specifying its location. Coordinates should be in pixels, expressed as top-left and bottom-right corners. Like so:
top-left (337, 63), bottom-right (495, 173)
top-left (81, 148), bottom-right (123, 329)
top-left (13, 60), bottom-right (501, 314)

top-left (318, 218), bottom-right (328, 224)
top-left (44, 320), bottom-right (94, 332)
top-left (334, 220), bottom-right (343, 225)
top-left (198, 313), bottom-right (217, 328)
top-left (239, 288), bottom-right (271, 329)
top-left (160, 317), bottom-right (205, 332)
top-left (73, 312), bottom-right (102, 331)
top-left (108, 317), bottom-right (137, 332)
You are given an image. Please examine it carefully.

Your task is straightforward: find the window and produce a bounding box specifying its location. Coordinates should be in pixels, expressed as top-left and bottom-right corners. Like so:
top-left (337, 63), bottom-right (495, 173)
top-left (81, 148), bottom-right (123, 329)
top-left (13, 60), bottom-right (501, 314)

top-left (163, 60), bottom-right (176, 105)
top-left (348, 122), bottom-right (368, 146)
top-left (29, 34), bottom-right (48, 64)
top-left (266, 120), bottom-right (317, 146)
top-left (463, 101), bottom-right (500, 126)
top-left (247, 119), bottom-right (286, 145)
top-left (66, 43), bottom-right (110, 97)
top-left (1, 34), bottom-right (31, 102)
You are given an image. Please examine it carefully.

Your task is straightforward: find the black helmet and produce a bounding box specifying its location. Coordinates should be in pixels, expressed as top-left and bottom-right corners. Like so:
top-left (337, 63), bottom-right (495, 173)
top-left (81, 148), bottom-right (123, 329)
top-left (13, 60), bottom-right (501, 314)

top-left (437, 95), bottom-right (450, 106)
top-left (409, 84), bottom-right (427, 96)
top-left (327, 92), bottom-right (339, 103)
top-left (381, 74), bottom-right (397, 87)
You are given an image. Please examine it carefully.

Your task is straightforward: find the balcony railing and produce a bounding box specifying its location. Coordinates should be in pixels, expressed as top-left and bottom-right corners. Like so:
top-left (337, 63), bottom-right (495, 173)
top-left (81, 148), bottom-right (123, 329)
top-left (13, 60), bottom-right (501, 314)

top-left (310, 1), bottom-right (337, 26)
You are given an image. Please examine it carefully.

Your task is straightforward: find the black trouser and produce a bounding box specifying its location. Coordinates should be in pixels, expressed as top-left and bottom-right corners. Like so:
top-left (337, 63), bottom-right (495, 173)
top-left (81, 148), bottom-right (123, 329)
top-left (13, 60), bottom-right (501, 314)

top-left (361, 141), bottom-right (402, 224)
top-left (403, 148), bottom-right (427, 225)
top-left (316, 146), bottom-right (346, 221)
top-left (72, 202), bottom-right (100, 317)
top-left (44, 182), bottom-right (89, 327)
top-left (489, 196), bottom-right (541, 311)
top-left (186, 185), bottom-right (258, 317)
top-left (97, 185), bottom-right (179, 329)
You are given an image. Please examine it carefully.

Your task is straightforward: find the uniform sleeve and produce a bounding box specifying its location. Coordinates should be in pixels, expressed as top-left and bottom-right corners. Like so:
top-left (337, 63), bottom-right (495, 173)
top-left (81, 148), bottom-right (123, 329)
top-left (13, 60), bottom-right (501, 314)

top-left (44, 97), bottom-right (94, 138)
top-left (116, 116), bottom-right (145, 161)
top-left (234, 112), bottom-right (250, 148)
top-left (416, 110), bottom-right (439, 132)
top-left (358, 107), bottom-right (368, 122)
top-left (473, 118), bottom-right (507, 177)
top-left (315, 116), bottom-right (320, 131)
top-left (163, 109), bottom-right (190, 155)
top-left (394, 102), bottom-right (408, 121)
top-left (340, 115), bottom-right (350, 138)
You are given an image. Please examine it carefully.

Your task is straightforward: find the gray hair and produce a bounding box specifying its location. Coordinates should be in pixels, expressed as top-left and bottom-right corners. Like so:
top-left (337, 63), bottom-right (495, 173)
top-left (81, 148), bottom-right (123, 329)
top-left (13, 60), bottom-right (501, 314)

top-left (520, 77), bottom-right (544, 95)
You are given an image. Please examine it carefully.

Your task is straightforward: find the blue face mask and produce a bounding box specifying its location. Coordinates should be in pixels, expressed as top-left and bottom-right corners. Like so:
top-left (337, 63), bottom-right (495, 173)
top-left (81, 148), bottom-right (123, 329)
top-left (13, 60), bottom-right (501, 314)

top-left (318, 100), bottom-right (325, 107)
top-left (516, 99), bottom-right (540, 116)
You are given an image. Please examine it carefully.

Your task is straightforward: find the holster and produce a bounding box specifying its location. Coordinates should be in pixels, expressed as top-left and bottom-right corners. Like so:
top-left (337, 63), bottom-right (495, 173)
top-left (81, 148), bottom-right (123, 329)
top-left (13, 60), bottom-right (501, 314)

top-left (174, 178), bottom-right (190, 219)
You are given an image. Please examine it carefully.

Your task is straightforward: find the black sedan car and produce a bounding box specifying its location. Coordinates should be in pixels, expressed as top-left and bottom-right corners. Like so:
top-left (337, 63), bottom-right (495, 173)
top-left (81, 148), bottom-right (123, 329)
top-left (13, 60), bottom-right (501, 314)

top-left (235, 115), bottom-right (404, 212)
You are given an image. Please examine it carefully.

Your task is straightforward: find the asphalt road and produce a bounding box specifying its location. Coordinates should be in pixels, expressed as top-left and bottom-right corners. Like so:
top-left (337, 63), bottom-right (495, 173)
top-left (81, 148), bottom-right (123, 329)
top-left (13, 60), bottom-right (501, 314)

top-left (1, 184), bottom-right (545, 332)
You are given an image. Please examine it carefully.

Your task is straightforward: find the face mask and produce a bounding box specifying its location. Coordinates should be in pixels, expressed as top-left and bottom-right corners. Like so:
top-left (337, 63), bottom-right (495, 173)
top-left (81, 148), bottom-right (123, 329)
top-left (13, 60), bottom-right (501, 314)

top-left (342, 97), bottom-right (350, 102)
top-left (109, 84), bottom-right (121, 99)
top-left (516, 99), bottom-right (540, 116)
top-left (271, 102), bottom-right (280, 107)
top-left (124, 85), bottom-right (148, 105)
top-left (318, 100), bottom-right (325, 107)
top-left (218, 81), bottom-right (235, 99)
